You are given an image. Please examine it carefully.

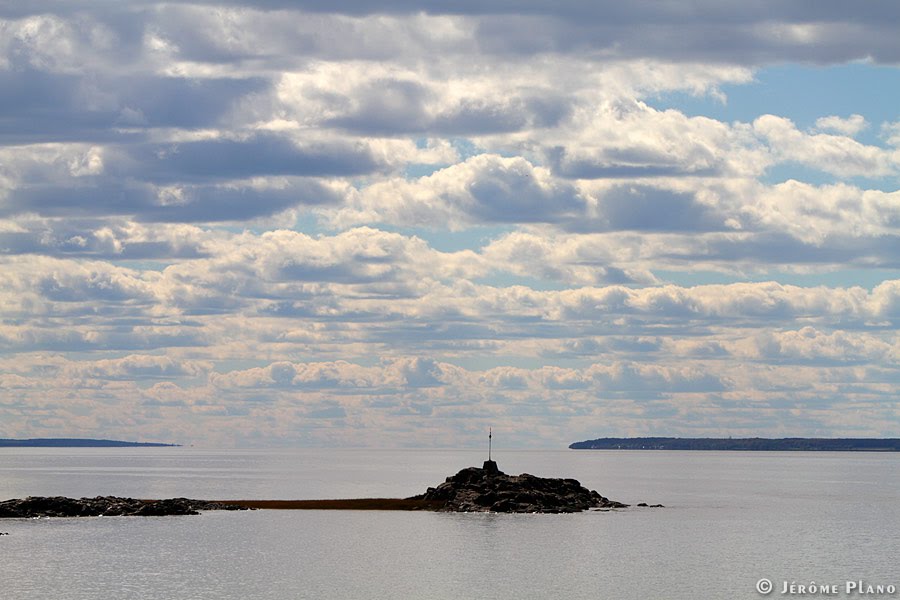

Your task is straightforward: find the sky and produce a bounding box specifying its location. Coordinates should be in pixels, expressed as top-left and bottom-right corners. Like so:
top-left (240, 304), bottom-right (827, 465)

top-left (0, 1), bottom-right (898, 448)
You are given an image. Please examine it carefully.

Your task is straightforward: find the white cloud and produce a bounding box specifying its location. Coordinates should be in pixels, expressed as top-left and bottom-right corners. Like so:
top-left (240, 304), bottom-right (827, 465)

top-left (815, 114), bottom-right (868, 137)
top-left (735, 327), bottom-right (895, 364)
top-left (333, 154), bottom-right (587, 229)
top-left (754, 115), bottom-right (895, 178)
top-left (482, 230), bottom-right (659, 285)
top-left (535, 99), bottom-right (767, 179)
top-left (62, 354), bottom-right (212, 379)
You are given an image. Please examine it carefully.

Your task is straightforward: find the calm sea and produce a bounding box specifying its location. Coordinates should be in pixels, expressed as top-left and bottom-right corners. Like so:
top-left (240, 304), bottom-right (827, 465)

top-left (1, 448), bottom-right (898, 599)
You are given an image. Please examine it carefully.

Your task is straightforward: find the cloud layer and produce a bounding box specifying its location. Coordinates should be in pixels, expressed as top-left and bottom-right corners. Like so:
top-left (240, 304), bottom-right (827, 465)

top-left (1, 1), bottom-right (898, 447)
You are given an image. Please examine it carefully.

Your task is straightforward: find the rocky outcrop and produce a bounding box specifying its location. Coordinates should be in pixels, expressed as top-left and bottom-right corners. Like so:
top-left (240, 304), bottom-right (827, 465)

top-left (412, 461), bottom-right (629, 513)
top-left (0, 496), bottom-right (249, 518)
top-left (1, 462), bottom-right (650, 516)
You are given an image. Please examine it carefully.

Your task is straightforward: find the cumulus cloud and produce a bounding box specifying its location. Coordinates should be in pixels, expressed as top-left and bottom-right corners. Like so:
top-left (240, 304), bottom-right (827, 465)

top-left (167, 227), bottom-right (485, 294)
top-left (62, 354), bottom-right (212, 380)
top-left (815, 114), bottom-right (868, 137)
top-left (540, 100), bottom-right (766, 179)
top-left (481, 230), bottom-right (659, 286)
top-left (0, 218), bottom-right (218, 259)
top-left (736, 327), bottom-right (895, 365)
top-left (336, 154), bottom-right (762, 236)
top-left (753, 115), bottom-right (896, 178)
top-left (273, 61), bottom-right (575, 138)
top-left (334, 154), bottom-right (587, 229)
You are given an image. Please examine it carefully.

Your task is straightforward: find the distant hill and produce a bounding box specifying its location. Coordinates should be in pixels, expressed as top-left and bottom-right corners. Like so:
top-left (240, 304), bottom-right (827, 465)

top-left (0, 438), bottom-right (180, 448)
top-left (569, 437), bottom-right (900, 452)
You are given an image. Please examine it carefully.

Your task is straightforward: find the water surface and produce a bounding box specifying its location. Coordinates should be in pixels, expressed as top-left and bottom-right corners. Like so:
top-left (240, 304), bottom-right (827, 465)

top-left (2, 448), bottom-right (898, 599)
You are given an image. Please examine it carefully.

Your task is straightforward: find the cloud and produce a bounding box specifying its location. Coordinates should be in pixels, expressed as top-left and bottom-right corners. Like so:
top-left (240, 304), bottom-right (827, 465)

top-left (276, 63), bottom-right (568, 137)
top-left (753, 115), bottom-right (896, 178)
top-left (335, 154), bottom-right (586, 228)
top-left (210, 360), bottom-right (374, 390)
top-left (481, 230), bottom-right (658, 286)
top-left (2, 1), bottom-right (900, 446)
top-left (736, 327), bottom-right (895, 365)
top-left (0, 218), bottom-right (215, 259)
top-left (464, 6), bottom-right (900, 66)
top-left (467, 176), bottom-right (900, 279)
top-left (335, 155), bottom-right (748, 236)
top-left (188, 226), bottom-right (485, 286)
top-left (131, 134), bottom-right (384, 183)
top-left (0, 321), bottom-right (207, 353)
top-left (136, 178), bottom-right (347, 223)
top-left (539, 100), bottom-right (765, 179)
top-left (0, 69), bottom-right (267, 143)
top-left (10, 2), bottom-right (900, 67)
top-left (206, 357), bottom-right (729, 397)
top-left (814, 114), bottom-right (868, 137)
top-left (207, 357), bottom-right (462, 391)
top-left (870, 280), bottom-right (900, 319)
top-left (882, 121), bottom-right (900, 147)
top-left (548, 281), bottom-right (878, 325)
top-left (27, 259), bottom-right (159, 305)
top-left (5, 236), bottom-right (897, 362)
top-left (0, 142), bottom-right (355, 223)
top-left (9, 349), bottom-right (895, 446)
top-left (61, 354), bottom-right (212, 379)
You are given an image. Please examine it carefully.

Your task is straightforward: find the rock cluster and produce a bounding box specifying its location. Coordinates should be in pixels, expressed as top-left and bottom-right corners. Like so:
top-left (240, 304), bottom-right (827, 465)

top-left (0, 496), bottom-right (248, 518)
top-left (414, 461), bottom-right (629, 513)
top-left (0, 463), bottom-right (658, 517)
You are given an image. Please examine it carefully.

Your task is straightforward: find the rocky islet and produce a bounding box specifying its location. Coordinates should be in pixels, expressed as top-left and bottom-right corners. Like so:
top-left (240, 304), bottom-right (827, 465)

top-left (412, 460), bottom-right (631, 513)
top-left (1, 460), bottom-right (655, 517)
top-left (0, 496), bottom-right (248, 518)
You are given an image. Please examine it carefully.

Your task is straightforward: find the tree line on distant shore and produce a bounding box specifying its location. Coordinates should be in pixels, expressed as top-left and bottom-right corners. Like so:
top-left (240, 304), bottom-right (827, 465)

top-left (569, 437), bottom-right (900, 451)
top-left (0, 438), bottom-right (179, 448)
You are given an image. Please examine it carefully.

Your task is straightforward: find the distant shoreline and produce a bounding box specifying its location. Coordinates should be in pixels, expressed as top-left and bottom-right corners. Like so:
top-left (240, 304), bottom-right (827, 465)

top-left (0, 438), bottom-right (180, 448)
top-left (569, 437), bottom-right (900, 451)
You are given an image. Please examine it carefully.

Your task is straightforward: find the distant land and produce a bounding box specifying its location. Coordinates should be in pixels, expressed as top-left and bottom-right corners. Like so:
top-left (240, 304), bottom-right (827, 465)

top-left (569, 437), bottom-right (900, 452)
top-left (0, 438), bottom-right (180, 448)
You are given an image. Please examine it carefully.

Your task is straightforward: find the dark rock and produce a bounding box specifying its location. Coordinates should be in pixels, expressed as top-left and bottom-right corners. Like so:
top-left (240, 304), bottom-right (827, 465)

top-left (482, 459), bottom-right (500, 474)
top-left (415, 462), bottom-right (629, 513)
top-left (0, 496), bottom-right (252, 519)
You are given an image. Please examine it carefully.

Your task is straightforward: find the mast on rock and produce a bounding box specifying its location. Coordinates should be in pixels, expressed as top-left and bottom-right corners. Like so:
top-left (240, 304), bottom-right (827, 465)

top-left (483, 427), bottom-right (499, 474)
